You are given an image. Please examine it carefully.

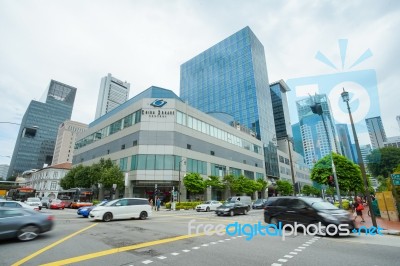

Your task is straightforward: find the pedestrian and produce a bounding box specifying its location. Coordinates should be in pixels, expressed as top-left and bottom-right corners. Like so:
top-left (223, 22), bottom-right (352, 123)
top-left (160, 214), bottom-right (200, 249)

top-left (156, 197), bottom-right (161, 211)
top-left (353, 196), bottom-right (365, 223)
top-left (149, 198), bottom-right (153, 209)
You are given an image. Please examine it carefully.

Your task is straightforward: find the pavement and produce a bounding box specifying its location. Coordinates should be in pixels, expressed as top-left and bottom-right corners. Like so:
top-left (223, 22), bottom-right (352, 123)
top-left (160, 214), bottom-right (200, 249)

top-left (352, 206), bottom-right (400, 235)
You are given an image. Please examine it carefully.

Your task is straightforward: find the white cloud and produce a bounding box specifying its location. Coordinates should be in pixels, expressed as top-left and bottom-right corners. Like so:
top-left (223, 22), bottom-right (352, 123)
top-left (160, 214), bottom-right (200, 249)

top-left (1, 0), bottom-right (399, 164)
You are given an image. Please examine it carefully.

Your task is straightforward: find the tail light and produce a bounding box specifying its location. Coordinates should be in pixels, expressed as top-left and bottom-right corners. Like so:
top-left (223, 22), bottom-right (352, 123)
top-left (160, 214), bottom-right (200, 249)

top-left (47, 215), bottom-right (54, 221)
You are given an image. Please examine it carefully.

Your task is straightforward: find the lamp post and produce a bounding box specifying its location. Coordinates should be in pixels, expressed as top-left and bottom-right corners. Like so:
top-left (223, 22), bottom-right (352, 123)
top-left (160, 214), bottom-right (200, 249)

top-left (341, 88), bottom-right (377, 227)
top-left (178, 159), bottom-right (186, 203)
top-left (310, 102), bottom-right (343, 208)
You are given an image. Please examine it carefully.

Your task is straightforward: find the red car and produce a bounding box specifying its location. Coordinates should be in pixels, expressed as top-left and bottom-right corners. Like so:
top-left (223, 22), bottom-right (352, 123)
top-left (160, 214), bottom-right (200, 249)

top-left (49, 199), bottom-right (65, 209)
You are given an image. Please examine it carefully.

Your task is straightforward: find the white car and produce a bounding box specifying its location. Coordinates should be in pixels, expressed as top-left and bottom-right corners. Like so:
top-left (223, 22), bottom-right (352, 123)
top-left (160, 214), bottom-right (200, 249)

top-left (89, 198), bottom-right (152, 222)
top-left (0, 200), bottom-right (41, 211)
top-left (25, 197), bottom-right (43, 210)
top-left (196, 200), bottom-right (222, 212)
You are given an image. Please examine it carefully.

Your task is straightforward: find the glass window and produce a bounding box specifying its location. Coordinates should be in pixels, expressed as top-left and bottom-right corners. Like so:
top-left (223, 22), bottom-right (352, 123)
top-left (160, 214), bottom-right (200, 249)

top-left (164, 155), bottom-right (174, 170)
top-left (137, 155), bottom-right (146, 170)
top-left (120, 157), bottom-right (128, 171)
top-left (123, 114), bottom-right (133, 128)
top-left (131, 155), bottom-right (137, 170)
top-left (188, 116), bottom-right (193, 129)
top-left (146, 155), bottom-right (155, 170)
top-left (244, 170), bottom-right (254, 179)
top-left (135, 110), bottom-right (141, 124)
top-left (155, 155), bottom-right (164, 170)
top-left (109, 120), bottom-right (122, 135)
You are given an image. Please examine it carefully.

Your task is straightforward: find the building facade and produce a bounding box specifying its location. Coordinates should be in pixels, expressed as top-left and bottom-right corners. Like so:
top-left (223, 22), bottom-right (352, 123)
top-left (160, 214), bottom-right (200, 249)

top-left (366, 116), bottom-right (387, 150)
top-left (7, 80), bottom-right (76, 178)
top-left (0, 164), bottom-right (9, 180)
top-left (73, 87), bottom-right (266, 201)
top-left (52, 120), bottom-right (88, 165)
top-left (384, 136), bottom-right (400, 148)
top-left (95, 73), bottom-right (130, 119)
top-left (296, 94), bottom-right (340, 168)
top-left (180, 26), bottom-right (278, 179)
top-left (336, 124), bottom-right (355, 162)
top-left (29, 163), bottom-right (72, 198)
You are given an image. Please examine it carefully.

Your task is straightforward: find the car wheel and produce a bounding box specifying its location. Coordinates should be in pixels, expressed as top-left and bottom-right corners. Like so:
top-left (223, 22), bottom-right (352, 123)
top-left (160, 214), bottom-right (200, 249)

top-left (270, 217), bottom-right (278, 226)
top-left (217, 213), bottom-right (221, 216)
top-left (243, 209), bottom-right (248, 215)
top-left (17, 225), bottom-right (40, 241)
top-left (229, 210), bottom-right (234, 217)
top-left (206, 207), bottom-right (210, 212)
top-left (139, 211), bottom-right (148, 220)
top-left (196, 210), bottom-right (200, 212)
top-left (103, 212), bottom-right (113, 222)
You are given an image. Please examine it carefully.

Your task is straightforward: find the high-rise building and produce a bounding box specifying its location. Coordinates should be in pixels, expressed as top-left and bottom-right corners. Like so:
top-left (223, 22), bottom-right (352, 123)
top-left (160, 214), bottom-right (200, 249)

top-left (291, 122), bottom-right (304, 157)
top-left (270, 80), bottom-right (292, 140)
top-left (360, 144), bottom-right (372, 166)
top-left (180, 26), bottom-right (278, 178)
top-left (384, 136), bottom-right (400, 148)
top-left (51, 120), bottom-right (88, 165)
top-left (7, 80), bottom-right (76, 178)
top-left (0, 164), bottom-right (9, 180)
top-left (95, 73), bottom-right (130, 119)
top-left (296, 94), bottom-right (340, 168)
top-left (365, 116), bottom-right (387, 150)
top-left (336, 124), bottom-right (355, 162)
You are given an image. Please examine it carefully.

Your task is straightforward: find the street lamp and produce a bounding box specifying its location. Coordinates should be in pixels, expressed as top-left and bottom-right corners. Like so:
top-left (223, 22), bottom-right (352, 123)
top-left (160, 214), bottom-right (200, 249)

top-left (310, 102), bottom-right (343, 208)
top-left (178, 158), bottom-right (186, 203)
top-left (341, 88), bottom-right (377, 227)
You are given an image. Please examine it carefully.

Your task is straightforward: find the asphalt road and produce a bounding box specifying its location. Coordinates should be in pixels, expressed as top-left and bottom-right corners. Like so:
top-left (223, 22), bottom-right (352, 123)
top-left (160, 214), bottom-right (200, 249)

top-left (1, 208), bottom-right (399, 266)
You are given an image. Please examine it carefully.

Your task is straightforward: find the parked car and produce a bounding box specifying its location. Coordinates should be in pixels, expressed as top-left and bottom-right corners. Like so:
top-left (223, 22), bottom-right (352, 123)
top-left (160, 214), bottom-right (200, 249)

top-left (40, 197), bottom-right (51, 209)
top-left (196, 200), bottom-right (222, 212)
top-left (215, 202), bottom-right (249, 216)
top-left (25, 197), bottom-right (43, 210)
top-left (0, 207), bottom-right (54, 241)
top-left (49, 199), bottom-right (65, 209)
top-left (226, 196), bottom-right (252, 211)
top-left (89, 198), bottom-right (152, 222)
top-left (252, 198), bottom-right (268, 209)
top-left (263, 196), bottom-right (355, 234)
top-left (0, 200), bottom-right (40, 211)
top-left (77, 200), bottom-right (108, 218)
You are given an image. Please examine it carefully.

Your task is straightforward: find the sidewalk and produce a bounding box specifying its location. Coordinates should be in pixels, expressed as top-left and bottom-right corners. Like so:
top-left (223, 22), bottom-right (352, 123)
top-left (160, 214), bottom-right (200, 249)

top-left (353, 206), bottom-right (400, 235)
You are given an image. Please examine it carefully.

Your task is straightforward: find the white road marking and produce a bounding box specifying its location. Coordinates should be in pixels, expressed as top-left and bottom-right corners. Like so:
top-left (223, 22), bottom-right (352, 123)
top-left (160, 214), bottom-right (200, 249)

top-left (192, 247), bottom-right (200, 249)
top-left (201, 244), bottom-right (209, 247)
top-left (284, 255), bottom-right (293, 258)
top-left (171, 253), bottom-right (179, 256)
top-left (182, 249), bottom-right (191, 252)
top-left (294, 249), bottom-right (302, 252)
top-left (289, 252), bottom-right (297, 255)
top-left (271, 264), bottom-right (282, 266)
top-left (278, 259), bottom-right (288, 262)
top-left (142, 260), bottom-right (153, 264)
top-left (157, 256), bottom-right (167, 260)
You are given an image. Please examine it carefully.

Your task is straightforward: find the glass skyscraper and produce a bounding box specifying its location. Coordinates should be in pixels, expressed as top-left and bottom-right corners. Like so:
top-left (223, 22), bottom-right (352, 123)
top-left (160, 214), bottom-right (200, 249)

top-left (180, 26), bottom-right (278, 178)
top-left (7, 80), bottom-right (76, 177)
top-left (296, 94), bottom-right (340, 168)
top-left (336, 124), bottom-right (355, 162)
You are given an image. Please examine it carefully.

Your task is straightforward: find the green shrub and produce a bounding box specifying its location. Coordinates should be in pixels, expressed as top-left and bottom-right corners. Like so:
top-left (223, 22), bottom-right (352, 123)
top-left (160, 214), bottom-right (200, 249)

top-left (92, 200), bottom-right (100, 205)
top-left (165, 202), bottom-right (171, 209)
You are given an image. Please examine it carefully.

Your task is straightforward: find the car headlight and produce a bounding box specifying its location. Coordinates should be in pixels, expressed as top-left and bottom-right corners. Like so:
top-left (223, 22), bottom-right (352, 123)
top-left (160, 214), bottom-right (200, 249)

top-left (318, 212), bottom-right (338, 221)
top-left (224, 208), bottom-right (230, 211)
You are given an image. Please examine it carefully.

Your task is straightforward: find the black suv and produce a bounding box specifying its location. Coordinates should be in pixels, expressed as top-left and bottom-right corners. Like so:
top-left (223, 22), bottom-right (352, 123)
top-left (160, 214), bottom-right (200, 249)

top-left (264, 196), bottom-right (354, 233)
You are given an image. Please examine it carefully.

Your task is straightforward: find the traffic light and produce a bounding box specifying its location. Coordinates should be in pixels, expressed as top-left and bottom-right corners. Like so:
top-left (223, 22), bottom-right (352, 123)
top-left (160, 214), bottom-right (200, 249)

top-left (328, 175), bottom-right (334, 187)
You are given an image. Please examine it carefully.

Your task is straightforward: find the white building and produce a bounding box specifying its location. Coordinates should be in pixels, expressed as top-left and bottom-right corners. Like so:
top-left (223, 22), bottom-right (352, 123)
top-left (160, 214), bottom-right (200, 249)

top-left (366, 116), bottom-right (387, 150)
top-left (29, 163), bottom-right (72, 198)
top-left (384, 136), bottom-right (400, 148)
top-left (74, 87), bottom-right (266, 201)
top-left (0, 164), bottom-right (9, 180)
top-left (52, 120), bottom-right (88, 165)
top-left (95, 73), bottom-right (130, 119)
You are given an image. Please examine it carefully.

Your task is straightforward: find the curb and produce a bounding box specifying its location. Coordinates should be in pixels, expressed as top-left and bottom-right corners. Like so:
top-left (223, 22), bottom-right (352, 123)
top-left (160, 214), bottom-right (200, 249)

top-left (381, 230), bottom-right (400, 236)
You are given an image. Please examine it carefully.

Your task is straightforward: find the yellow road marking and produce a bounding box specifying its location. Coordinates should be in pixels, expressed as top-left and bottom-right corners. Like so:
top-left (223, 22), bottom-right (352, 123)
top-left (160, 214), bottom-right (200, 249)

top-left (40, 232), bottom-right (210, 266)
top-left (11, 223), bottom-right (98, 266)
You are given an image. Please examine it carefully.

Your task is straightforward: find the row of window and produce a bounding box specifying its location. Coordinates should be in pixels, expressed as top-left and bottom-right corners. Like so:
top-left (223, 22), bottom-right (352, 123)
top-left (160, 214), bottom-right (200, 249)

top-left (120, 154), bottom-right (264, 180)
top-left (176, 111), bottom-right (262, 154)
top-left (75, 110), bottom-right (141, 149)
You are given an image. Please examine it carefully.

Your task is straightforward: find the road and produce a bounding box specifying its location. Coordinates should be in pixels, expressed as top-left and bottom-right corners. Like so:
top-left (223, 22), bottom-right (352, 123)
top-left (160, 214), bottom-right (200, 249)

top-left (1, 208), bottom-right (399, 266)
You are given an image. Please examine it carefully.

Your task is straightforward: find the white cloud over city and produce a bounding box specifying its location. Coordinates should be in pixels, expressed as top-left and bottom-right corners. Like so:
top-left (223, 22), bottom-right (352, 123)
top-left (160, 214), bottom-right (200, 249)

top-left (1, 0), bottom-right (399, 164)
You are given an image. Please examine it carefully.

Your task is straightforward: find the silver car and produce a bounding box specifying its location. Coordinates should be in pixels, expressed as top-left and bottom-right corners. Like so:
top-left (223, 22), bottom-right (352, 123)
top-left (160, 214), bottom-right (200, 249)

top-left (25, 197), bottom-right (43, 210)
top-left (0, 207), bottom-right (54, 241)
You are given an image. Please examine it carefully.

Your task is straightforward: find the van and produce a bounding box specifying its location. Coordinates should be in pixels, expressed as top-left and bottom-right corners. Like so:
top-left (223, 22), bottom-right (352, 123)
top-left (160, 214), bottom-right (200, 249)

top-left (227, 196), bottom-right (252, 211)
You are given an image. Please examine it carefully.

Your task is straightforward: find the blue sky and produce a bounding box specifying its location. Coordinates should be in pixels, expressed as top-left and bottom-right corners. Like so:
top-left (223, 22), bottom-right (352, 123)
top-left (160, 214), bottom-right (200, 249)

top-left (1, 0), bottom-right (399, 165)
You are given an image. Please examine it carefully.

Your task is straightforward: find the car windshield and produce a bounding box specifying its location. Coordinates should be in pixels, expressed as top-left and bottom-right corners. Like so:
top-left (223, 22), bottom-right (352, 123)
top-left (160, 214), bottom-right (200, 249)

top-left (27, 198), bottom-right (40, 202)
top-left (203, 201), bottom-right (211, 204)
top-left (104, 199), bottom-right (120, 206)
top-left (254, 199), bottom-right (263, 204)
top-left (220, 203), bottom-right (234, 207)
top-left (302, 198), bottom-right (339, 210)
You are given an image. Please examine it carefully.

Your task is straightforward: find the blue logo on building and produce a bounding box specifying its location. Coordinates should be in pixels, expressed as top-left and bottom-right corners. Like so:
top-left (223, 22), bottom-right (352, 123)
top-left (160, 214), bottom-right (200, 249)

top-left (150, 99), bottom-right (167, 108)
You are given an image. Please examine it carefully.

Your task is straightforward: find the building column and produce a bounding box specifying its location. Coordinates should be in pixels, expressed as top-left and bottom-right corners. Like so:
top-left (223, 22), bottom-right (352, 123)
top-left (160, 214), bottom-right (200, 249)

top-left (206, 186), bottom-right (212, 200)
top-left (180, 186), bottom-right (187, 202)
top-left (253, 191), bottom-right (258, 200)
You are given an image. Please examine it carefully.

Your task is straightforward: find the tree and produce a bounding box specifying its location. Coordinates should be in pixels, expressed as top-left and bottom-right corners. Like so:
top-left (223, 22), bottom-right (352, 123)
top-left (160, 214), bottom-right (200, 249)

top-left (367, 147), bottom-right (400, 178)
top-left (311, 153), bottom-right (363, 193)
top-left (301, 185), bottom-right (320, 196)
top-left (7, 175), bottom-right (17, 182)
top-left (183, 173), bottom-right (206, 197)
top-left (205, 175), bottom-right (225, 190)
top-left (276, 180), bottom-right (293, 196)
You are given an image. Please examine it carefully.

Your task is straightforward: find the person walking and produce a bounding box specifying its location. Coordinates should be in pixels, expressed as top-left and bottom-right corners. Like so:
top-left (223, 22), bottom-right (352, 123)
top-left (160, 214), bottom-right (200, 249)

top-left (156, 197), bottom-right (161, 211)
top-left (149, 198), bottom-right (153, 209)
top-left (353, 196), bottom-right (365, 223)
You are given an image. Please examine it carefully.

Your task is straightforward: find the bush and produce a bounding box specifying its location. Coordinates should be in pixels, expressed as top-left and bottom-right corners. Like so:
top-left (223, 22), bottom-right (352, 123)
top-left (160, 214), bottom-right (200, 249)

top-left (334, 199), bottom-right (350, 210)
top-left (92, 200), bottom-right (100, 205)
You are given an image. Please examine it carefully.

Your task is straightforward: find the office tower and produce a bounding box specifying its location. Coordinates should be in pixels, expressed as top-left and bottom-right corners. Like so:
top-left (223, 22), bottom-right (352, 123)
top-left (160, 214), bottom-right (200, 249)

top-left (95, 73), bottom-right (130, 119)
top-left (336, 124), bottom-right (355, 162)
top-left (180, 26), bottom-right (278, 178)
top-left (7, 80), bottom-right (76, 178)
top-left (270, 80), bottom-right (292, 140)
top-left (292, 123), bottom-right (304, 157)
top-left (0, 164), bottom-right (9, 180)
top-left (360, 144), bottom-right (372, 166)
top-left (365, 116), bottom-right (387, 149)
top-left (51, 120), bottom-right (88, 165)
top-left (296, 94), bottom-right (340, 168)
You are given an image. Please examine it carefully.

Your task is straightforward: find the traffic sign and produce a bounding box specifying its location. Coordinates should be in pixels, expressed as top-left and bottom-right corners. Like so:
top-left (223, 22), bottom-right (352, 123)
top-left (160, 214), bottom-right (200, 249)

top-left (391, 174), bottom-right (400, 180)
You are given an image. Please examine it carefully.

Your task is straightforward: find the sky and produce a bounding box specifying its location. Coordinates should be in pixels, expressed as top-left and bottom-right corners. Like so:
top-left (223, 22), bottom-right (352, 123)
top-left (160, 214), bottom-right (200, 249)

top-left (1, 0), bottom-right (399, 165)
